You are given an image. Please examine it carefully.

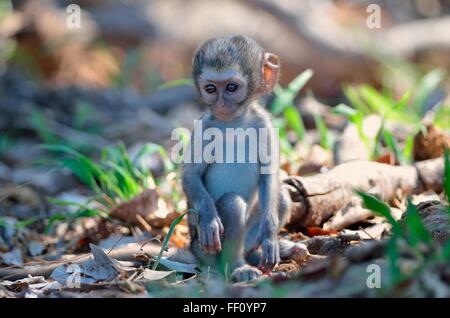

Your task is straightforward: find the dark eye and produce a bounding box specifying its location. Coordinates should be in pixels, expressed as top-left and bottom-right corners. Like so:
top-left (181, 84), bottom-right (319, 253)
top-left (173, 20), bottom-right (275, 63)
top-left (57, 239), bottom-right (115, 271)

top-left (204, 84), bottom-right (216, 94)
top-left (226, 83), bottom-right (239, 93)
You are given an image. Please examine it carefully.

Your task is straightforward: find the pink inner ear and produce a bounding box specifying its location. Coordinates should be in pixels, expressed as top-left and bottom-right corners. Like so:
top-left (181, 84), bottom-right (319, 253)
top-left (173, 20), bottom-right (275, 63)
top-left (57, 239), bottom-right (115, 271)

top-left (264, 53), bottom-right (280, 69)
top-left (263, 64), bottom-right (273, 83)
top-left (261, 53), bottom-right (280, 93)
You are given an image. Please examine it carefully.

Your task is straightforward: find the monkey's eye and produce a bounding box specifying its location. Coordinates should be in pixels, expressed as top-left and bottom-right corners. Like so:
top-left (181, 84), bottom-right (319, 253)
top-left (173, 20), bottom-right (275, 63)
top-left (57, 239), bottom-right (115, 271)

top-left (204, 84), bottom-right (217, 94)
top-left (226, 83), bottom-right (239, 93)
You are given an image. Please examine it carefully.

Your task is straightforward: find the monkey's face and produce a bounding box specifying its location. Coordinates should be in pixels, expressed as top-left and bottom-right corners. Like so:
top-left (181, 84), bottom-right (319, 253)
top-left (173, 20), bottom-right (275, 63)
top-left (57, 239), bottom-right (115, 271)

top-left (198, 68), bottom-right (248, 122)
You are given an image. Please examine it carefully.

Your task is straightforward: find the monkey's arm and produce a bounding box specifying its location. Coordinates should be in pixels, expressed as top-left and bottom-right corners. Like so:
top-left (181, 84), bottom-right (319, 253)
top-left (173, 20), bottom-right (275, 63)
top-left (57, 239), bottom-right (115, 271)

top-left (182, 163), bottom-right (224, 254)
top-left (182, 163), bottom-right (213, 212)
top-left (248, 114), bottom-right (281, 267)
top-left (256, 173), bottom-right (281, 268)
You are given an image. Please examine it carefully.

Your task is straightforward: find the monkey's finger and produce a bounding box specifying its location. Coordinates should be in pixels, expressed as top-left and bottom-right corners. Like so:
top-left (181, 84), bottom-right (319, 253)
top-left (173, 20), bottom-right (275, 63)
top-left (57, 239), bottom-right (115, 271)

top-left (275, 244), bottom-right (280, 264)
top-left (206, 230), bottom-right (215, 254)
top-left (212, 227), bottom-right (222, 252)
top-left (209, 229), bottom-right (220, 254)
top-left (199, 228), bottom-right (208, 252)
top-left (199, 231), bottom-right (209, 253)
top-left (261, 243), bottom-right (274, 269)
top-left (217, 219), bottom-right (224, 236)
top-left (270, 247), bottom-right (277, 267)
top-left (270, 245), bottom-right (278, 267)
top-left (267, 244), bottom-right (279, 268)
top-left (261, 245), bottom-right (271, 268)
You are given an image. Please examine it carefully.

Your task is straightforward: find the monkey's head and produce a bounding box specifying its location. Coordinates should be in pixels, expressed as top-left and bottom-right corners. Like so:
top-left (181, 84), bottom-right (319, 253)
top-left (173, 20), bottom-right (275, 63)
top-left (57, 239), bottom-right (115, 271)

top-left (193, 35), bottom-right (280, 122)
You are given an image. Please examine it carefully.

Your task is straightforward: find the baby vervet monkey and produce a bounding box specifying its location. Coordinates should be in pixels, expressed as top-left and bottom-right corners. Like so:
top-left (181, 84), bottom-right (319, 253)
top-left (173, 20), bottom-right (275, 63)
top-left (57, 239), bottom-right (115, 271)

top-left (181, 35), bottom-right (293, 282)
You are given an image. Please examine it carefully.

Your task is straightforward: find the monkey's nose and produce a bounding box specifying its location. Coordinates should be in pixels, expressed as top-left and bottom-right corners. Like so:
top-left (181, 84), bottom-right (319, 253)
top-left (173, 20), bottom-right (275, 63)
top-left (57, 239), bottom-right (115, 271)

top-left (216, 94), bottom-right (225, 107)
top-left (216, 98), bottom-right (227, 111)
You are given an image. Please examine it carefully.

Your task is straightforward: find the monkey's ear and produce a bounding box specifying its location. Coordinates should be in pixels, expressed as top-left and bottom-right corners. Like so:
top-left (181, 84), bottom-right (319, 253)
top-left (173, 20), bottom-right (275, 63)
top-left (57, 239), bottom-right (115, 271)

top-left (260, 53), bottom-right (280, 94)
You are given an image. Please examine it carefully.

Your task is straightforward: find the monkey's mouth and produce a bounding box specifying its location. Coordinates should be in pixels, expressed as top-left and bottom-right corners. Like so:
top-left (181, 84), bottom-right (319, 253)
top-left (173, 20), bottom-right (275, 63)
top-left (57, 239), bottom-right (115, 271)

top-left (214, 113), bottom-right (235, 121)
top-left (213, 106), bottom-right (237, 120)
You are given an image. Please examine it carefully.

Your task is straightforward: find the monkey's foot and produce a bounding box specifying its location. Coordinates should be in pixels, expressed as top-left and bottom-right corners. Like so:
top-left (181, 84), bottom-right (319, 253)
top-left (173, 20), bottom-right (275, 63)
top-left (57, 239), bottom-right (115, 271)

top-left (279, 239), bottom-right (309, 263)
top-left (231, 264), bottom-right (262, 282)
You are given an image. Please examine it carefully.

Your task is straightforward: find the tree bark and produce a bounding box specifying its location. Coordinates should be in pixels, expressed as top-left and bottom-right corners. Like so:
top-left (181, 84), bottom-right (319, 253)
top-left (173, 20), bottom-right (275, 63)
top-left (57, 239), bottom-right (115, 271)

top-left (284, 158), bottom-right (444, 228)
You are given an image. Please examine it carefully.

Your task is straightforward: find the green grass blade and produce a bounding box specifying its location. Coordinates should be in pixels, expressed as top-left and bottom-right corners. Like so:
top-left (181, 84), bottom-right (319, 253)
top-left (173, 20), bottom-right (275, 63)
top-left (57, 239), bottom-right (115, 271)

top-left (61, 158), bottom-right (99, 191)
top-left (356, 190), bottom-right (402, 235)
top-left (444, 148), bottom-right (450, 203)
top-left (332, 103), bottom-right (358, 122)
top-left (152, 211), bottom-right (188, 270)
top-left (133, 143), bottom-right (161, 164)
top-left (413, 69), bottom-right (445, 115)
top-left (314, 113), bottom-right (333, 150)
top-left (285, 69), bottom-right (313, 99)
top-left (15, 217), bottom-right (39, 229)
top-left (359, 85), bottom-right (393, 116)
top-left (404, 198), bottom-right (431, 246)
top-left (382, 129), bottom-right (407, 165)
top-left (107, 162), bottom-right (140, 199)
top-left (0, 217), bottom-right (6, 228)
top-left (393, 90), bottom-right (411, 112)
top-left (403, 135), bottom-right (414, 164)
top-left (117, 142), bottom-right (137, 179)
top-left (45, 214), bottom-right (66, 234)
top-left (442, 236), bottom-right (450, 261)
top-left (283, 105), bottom-right (305, 141)
top-left (39, 143), bottom-right (82, 157)
top-left (343, 85), bottom-right (370, 114)
top-left (271, 88), bottom-right (291, 115)
top-left (47, 198), bottom-right (88, 209)
top-left (29, 110), bottom-right (58, 144)
top-left (74, 209), bottom-right (101, 219)
top-left (387, 236), bottom-right (402, 284)
top-left (158, 147), bottom-right (175, 173)
top-left (271, 69), bottom-right (313, 115)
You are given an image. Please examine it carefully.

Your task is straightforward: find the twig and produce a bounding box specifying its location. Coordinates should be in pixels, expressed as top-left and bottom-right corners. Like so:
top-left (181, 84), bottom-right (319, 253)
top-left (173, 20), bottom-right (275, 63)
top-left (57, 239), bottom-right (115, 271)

top-left (107, 235), bottom-right (124, 255)
top-left (358, 226), bottom-right (376, 240)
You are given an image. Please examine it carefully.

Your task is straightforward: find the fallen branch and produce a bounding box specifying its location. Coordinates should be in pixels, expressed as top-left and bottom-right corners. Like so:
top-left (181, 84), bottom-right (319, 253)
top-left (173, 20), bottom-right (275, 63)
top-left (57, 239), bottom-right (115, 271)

top-left (303, 233), bottom-right (361, 256)
top-left (321, 197), bottom-right (372, 231)
top-left (284, 158), bottom-right (444, 228)
top-left (405, 200), bottom-right (449, 244)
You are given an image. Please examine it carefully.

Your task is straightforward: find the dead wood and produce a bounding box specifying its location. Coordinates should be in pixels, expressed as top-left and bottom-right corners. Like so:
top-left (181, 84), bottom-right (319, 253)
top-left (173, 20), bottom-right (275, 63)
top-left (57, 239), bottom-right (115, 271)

top-left (333, 124), bottom-right (370, 165)
top-left (303, 233), bottom-right (360, 256)
top-left (345, 240), bottom-right (387, 263)
top-left (297, 145), bottom-right (333, 176)
top-left (321, 197), bottom-right (372, 231)
top-left (403, 200), bottom-right (450, 244)
top-left (284, 157), bottom-right (444, 228)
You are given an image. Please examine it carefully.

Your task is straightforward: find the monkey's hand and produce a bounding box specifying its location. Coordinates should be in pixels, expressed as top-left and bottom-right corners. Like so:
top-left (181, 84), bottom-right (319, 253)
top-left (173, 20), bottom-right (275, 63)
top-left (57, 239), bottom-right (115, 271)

top-left (260, 234), bottom-right (280, 269)
top-left (252, 224), bottom-right (280, 269)
top-left (198, 213), bottom-right (224, 254)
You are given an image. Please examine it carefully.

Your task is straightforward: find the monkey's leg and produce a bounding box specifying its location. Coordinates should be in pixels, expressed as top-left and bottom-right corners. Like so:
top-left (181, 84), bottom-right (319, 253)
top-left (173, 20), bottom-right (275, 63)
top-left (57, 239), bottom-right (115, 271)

top-left (279, 239), bottom-right (309, 261)
top-left (216, 193), bottom-right (262, 282)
